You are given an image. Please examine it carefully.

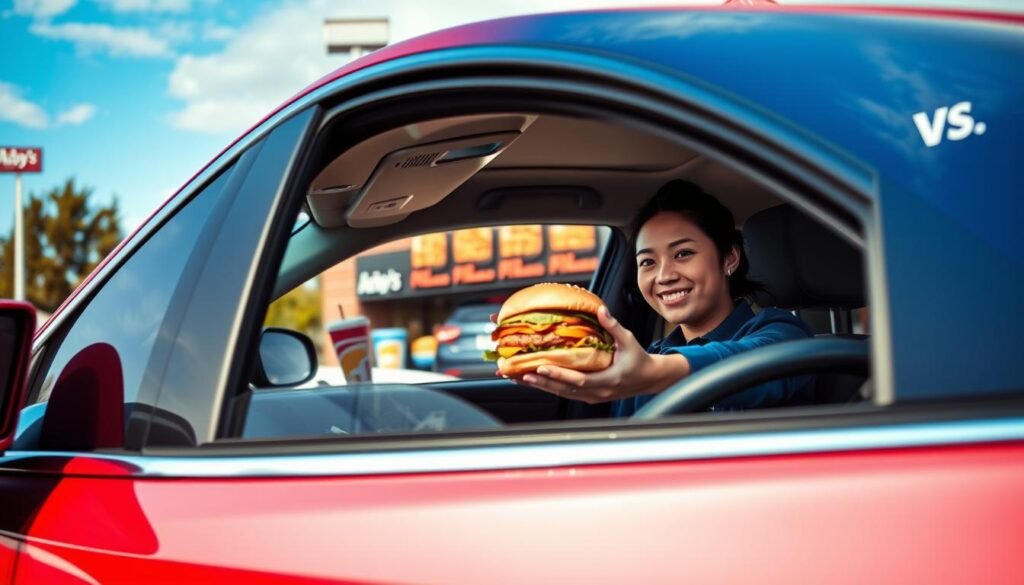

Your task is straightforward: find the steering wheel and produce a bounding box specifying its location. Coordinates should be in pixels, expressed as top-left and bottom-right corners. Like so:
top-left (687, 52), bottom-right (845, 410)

top-left (631, 338), bottom-right (870, 419)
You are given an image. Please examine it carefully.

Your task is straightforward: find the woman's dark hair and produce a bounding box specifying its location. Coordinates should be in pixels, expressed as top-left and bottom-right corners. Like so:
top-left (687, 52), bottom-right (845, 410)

top-left (630, 180), bottom-right (759, 300)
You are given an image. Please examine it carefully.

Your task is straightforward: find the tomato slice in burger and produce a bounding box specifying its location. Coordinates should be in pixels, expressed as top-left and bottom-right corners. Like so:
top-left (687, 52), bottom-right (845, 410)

top-left (553, 325), bottom-right (599, 339)
top-left (492, 323), bottom-right (557, 340)
top-left (558, 316), bottom-right (590, 326)
top-left (492, 326), bottom-right (534, 340)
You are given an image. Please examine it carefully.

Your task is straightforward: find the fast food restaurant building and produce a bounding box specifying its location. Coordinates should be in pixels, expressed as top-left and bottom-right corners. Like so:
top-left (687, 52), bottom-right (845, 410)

top-left (319, 224), bottom-right (608, 364)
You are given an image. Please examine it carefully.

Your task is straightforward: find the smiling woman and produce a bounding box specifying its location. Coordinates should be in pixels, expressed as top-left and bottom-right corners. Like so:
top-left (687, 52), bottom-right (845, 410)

top-left (628, 182), bottom-right (816, 411)
top-left (519, 180), bottom-right (816, 412)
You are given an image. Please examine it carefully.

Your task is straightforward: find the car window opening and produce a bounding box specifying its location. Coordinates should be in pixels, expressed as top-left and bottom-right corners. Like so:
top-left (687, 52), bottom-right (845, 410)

top-left (232, 107), bottom-right (873, 445)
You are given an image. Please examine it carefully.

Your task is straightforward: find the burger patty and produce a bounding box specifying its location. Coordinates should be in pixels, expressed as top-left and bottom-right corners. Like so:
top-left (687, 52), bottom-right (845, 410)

top-left (501, 333), bottom-right (601, 348)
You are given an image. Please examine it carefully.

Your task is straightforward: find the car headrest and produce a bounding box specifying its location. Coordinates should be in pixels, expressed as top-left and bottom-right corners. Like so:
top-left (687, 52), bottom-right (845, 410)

top-left (743, 205), bottom-right (864, 309)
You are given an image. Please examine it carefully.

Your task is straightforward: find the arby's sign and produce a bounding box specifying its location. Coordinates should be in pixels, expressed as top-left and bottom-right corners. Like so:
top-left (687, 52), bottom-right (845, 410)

top-left (0, 147), bottom-right (43, 173)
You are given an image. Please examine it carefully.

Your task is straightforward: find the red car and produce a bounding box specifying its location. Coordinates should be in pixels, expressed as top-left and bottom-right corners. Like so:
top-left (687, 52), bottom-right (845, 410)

top-left (1, 4), bottom-right (1022, 584)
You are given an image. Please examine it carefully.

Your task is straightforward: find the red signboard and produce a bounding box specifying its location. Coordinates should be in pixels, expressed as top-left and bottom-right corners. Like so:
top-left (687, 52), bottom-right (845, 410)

top-left (0, 147), bottom-right (43, 173)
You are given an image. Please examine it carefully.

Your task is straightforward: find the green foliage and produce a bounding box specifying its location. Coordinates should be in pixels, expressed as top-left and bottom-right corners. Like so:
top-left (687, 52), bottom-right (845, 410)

top-left (0, 178), bottom-right (122, 312)
top-left (501, 311), bottom-right (602, 327)
top-left (264, 280), bottom-right (323, 353)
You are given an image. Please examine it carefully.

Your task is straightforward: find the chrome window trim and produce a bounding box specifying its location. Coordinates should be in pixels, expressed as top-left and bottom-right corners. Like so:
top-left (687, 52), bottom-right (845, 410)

top-left (3, 417), bottom-right (1022, 478)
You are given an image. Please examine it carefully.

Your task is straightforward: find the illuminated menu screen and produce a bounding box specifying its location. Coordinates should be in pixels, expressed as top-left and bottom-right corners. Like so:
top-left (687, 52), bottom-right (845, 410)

top-left (356, 225), bottom-right (606, 300)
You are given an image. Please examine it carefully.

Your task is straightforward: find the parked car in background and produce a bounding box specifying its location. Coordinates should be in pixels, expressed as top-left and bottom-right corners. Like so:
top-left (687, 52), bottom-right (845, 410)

top-left (433, 302), bottom-right (501, 379)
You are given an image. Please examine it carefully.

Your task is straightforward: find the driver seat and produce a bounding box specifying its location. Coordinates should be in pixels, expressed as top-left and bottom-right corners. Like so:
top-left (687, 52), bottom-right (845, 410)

top-left (742, 204), bottom-right (868, 404)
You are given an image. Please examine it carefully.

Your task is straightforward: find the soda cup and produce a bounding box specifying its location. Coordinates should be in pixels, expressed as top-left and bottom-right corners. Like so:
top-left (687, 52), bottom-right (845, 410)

top-left (372, 327), bottom-right (408, 369)
top-left (327, 316), bottom-right (373, 383)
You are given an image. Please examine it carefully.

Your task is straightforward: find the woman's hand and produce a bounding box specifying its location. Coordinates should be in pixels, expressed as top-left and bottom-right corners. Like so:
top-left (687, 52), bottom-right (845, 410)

top-left (514, 306), bottom-right (690, 404)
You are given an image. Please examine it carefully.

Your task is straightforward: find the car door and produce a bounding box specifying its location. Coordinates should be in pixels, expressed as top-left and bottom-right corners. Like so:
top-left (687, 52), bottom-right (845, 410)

top-left (1, 27), bottom-right (1022, 585)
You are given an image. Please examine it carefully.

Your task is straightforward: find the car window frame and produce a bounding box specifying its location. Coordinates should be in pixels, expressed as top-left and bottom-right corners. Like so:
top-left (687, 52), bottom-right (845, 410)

top-left (93, 44), bottom-right (929, 463)
top-left (190, 46), bottom-right (880, 448)
top-left (141, 108), bottom-right (320, 448)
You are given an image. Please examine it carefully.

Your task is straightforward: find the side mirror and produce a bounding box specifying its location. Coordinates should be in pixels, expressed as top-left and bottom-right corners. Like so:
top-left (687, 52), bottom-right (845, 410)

top-left (0, 301), bottom-right (36, 452)
top-left (254, 328), bottom-right (317, 388)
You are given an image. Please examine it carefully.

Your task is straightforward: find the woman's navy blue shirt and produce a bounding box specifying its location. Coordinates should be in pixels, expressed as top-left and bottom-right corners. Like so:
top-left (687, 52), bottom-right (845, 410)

top-left (611, 301), bottom-right (815, 417)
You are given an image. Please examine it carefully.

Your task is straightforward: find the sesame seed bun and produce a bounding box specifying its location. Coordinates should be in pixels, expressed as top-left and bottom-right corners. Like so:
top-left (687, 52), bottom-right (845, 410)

top-left (497, 283), bottom-right (604, 323)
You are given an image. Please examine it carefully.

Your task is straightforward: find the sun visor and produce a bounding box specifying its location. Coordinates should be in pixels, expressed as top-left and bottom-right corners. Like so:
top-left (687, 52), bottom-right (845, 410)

top-left (341, 131), bottom-right (524, 228)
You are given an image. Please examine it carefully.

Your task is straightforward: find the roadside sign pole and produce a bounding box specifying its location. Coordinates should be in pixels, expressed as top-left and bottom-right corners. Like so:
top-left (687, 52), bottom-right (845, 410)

top-left (14, 172), bottom-right (24, 301)
top-left (1, 147), bottom-right (41, 301)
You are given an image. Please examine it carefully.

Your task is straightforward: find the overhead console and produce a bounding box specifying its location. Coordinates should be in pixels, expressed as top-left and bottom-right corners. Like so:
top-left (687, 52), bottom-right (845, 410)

top-left (308, 113), bottom-right (536, 228)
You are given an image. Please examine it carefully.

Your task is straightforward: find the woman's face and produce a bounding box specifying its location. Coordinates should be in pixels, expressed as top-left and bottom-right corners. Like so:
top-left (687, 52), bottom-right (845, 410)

top-left (635, 211), bottom-right (738, 337)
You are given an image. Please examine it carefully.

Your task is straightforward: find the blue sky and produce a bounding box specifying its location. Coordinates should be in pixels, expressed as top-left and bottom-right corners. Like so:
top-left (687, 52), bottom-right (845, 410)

top-left (2, 0), bottom-right (1021, 236)
top-left (1, 0), bottom-right (304, 234)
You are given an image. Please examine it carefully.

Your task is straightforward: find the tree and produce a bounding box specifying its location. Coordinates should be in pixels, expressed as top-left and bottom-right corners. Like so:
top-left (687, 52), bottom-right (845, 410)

top-left (264, 279), bottom-right (324, 355)
top-left (0, 178), bottom-right (123, 313)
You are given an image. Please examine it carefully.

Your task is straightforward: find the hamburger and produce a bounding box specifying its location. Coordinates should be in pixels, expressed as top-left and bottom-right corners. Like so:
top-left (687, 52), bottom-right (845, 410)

top-left (484, 283), bottom-right (615, 377)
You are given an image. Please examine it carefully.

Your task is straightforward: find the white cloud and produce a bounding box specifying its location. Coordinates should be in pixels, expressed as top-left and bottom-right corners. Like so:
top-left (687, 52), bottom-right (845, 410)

top-left (201, 21), bottom-right (234, 41)
top-left (13, 0), bottom-right (77, 19)
top-left (168, 0), bottom-right (337, 133)
top-left (0, 82), bottom-right (49, 129)
top-left (164, 0), bottom-right (730, 134)
top-left (156, 20), bottom-right (193, 43)
top-left (56, 103), bottom-right (97, 125)
top-left (31, 21), bottom-right (173, 57)
top-left (93, 0), bottom-right (191, 13)
top-left (0, 83), bottom-right (98, 129)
